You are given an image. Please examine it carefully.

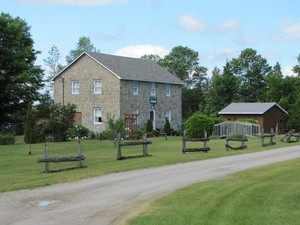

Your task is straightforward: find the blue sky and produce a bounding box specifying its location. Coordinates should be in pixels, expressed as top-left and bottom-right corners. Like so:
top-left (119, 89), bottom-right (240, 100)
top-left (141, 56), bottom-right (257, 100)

top-left (2, 0), bottom-right (300, 77)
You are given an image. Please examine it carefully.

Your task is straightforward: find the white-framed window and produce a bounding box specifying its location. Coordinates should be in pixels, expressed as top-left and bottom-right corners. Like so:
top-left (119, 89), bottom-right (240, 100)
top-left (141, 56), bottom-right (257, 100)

top-left (165, 84), bottom-right (171, 96)
top-left (150, 83), bottom-right (156, 96)
top-left (72, 81), bottom-right (79, 94)
top-left (132, 108), bottom-right (139, 124)
top-left (165, 110), bottom-right (171, 122)
top-left (94, 108), bottom-right (102, 124)
top-left (94, 80), bottom-right (102, 94)
top-left (133, 81), bottom-right (138, 95)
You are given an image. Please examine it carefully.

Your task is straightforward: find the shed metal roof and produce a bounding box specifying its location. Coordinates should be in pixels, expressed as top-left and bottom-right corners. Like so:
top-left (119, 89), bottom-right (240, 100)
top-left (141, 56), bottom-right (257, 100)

top-left (52, 52), bottom-right (184, 85)
top-left (218, 102), bottom-right (288, 115)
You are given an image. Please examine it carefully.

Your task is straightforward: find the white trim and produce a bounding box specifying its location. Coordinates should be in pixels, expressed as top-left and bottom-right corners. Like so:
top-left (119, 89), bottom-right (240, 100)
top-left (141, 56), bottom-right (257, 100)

top-left (165, 110), bottom-right (171, 122)
top-left (150, 83), bottom-right (156, 96)
top-left (72, 81), bottom-right (79, 94)
top-left (51, 52), bottom-right (122, 81)
top-left (133, 81), bottom-right (139, 95)
top-left (94, 80), bottom-right (102, 94)
top-left (165, 84), bottom-right (171, 96)
top-left (94, 108), bottom-right (102, 124)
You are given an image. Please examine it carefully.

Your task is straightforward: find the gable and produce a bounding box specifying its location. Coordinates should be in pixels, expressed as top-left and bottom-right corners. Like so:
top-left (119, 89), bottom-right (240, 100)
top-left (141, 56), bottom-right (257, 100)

top-left (52, 52), bottom-right (184, 85)
top-left (219, 103), bottom-right (288, 115)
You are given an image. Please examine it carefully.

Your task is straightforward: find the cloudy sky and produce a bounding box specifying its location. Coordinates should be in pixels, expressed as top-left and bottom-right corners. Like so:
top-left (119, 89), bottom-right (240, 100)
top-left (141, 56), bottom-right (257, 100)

top-left (2, 0), bottom-right (300, 77)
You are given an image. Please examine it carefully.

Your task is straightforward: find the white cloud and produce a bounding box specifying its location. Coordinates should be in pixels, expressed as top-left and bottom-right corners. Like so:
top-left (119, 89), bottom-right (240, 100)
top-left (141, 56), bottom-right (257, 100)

top-left (274, 20), bottom-right (300, 42)
top-left (18, 0), bottom-right (126, 6)
top-left (218, 19), bottom-right (240, 34)
top-left (282, 66), bottom-right (297, 76)
top-left (177, 13), bottom-right (205, 33)
top-left (114, 44), bottom-right (169, 58)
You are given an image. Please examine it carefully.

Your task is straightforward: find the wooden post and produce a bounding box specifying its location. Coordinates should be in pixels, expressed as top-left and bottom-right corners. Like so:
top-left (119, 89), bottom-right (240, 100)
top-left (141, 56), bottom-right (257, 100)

top-left (182, 130), bottom-right (186, 153)
top-left (117, 133), bottom-right (122, 159)
top-left (226, 129), bottom-right (229, 151)
top-left (143, 133), bottom-right (148, 155)
top-left (45, 144), bottom-right (49, 173)
top-left (204, 130), bottom-right (207, 149)
top-left (262, 128), bottom-right (265, 145)
top-left (270, 128), bottom-right (274, 144)
top-left (77, 140), bottom-right (82, 168)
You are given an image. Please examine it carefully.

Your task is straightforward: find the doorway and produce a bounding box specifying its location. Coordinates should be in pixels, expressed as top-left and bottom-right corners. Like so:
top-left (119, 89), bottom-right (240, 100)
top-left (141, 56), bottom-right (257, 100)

top-left (149, 109), bottom-right (156, 130)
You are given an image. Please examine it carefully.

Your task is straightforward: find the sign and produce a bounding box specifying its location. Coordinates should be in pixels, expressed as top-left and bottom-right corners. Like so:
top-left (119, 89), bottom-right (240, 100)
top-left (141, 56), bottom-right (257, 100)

top-left (150, 97), bottom-right (157, 104)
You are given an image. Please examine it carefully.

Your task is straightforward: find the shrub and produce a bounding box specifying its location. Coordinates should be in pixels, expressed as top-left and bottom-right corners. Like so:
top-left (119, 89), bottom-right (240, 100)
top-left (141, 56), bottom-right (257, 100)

top-left (102, 129), bottom-right (112, 140)
top-left (185, 114), bottom-right (214, 138)
top-left (163, 119), bottom-right (171, 135)
top-left (211, 117), bottom-right (226, 125)
top-left (0, 135), bottom-right (15, 145)
top-left (106, 114), bottom-right (125, 139)
top-left (68, 125), bottom-right (90, 139)
top-left (236, 118), bottom-right (258, 124)
top-left (146, 120), bottom-right (153, 134)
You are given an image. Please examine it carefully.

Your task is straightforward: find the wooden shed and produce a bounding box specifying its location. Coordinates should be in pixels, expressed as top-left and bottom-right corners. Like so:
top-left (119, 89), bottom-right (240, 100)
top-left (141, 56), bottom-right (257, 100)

top-left (218, 102), bottom-right (288, 133)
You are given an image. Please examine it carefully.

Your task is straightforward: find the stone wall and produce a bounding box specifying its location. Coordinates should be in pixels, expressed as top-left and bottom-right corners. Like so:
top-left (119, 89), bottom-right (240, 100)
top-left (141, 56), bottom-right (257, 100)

top-left (53, 54), bottom-right (120, 133)
top-left (120, 80), bottom-right (182, 132)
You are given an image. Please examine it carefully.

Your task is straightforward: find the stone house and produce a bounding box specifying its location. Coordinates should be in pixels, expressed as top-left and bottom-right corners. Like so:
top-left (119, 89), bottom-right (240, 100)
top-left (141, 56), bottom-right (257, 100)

top-left (218, 102), bottom-right (288, 133)
top-left (52, 52), bottom-right (184, 133)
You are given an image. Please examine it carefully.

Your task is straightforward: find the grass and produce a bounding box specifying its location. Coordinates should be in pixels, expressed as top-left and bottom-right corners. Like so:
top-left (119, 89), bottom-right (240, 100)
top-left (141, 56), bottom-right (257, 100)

top-left (125, 158), bottom-right (300, 225)
top-left (0, 135), bottom-right (299, 193)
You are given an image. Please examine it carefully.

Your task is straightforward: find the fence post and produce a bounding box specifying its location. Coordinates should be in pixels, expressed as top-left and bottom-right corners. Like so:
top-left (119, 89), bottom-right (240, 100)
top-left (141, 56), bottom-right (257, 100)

top-left (45, 144), bottom-right (49, 173)
top-left (261, 128), bottom-right (265, 146)
top-left (204, 130), bottom-right (207, 149)
top-left (182, 130), bottom-right (186, 153)
top-left (143, 133), bottom-right (148, 155)
top-left (77, 140), bottom-right (82, 168)
top-left (117, 133), bottom-right (122, 159)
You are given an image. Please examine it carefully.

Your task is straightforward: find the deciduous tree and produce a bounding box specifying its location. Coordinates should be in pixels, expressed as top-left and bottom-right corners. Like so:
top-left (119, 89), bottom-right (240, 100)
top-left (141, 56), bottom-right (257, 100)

top-left (0, 13), bottom-right (44, 128)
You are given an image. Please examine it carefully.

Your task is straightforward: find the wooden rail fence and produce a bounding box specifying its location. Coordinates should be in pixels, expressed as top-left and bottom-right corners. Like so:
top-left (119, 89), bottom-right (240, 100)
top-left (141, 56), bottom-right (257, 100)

top-left (261, 128), bottom-right (276, 147)
top-left (117, 133), bottom-right (152, 160)
top-left (37, 141), bottom-right (86, 173)
top-left (182, 130), bottom-right (210, 153)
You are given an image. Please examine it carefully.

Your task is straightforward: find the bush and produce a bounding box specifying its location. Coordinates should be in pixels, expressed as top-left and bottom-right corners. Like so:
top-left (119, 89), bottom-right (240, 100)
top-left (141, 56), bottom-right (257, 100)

top-left (146, 120), bottom-right (153, 134)
top-left (211, 117), bottom-right (226, 125)
top-left (236, 118), bottom-right (258, 124)
top-left (163, 119), bottom-right (171, 135)
top-left (106, 114), bottom-right (125, 139)
top-left (185, 114), bottom-right (214, 138)
top-left (0, 135), bottom-right (15, 145)
top-left (68, 125), bottom-right (90, 139)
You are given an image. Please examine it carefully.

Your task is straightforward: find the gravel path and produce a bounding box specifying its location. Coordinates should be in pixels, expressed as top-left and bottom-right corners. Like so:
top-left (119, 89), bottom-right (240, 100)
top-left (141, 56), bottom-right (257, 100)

top-left (1, 145), bottom-right (300, 225)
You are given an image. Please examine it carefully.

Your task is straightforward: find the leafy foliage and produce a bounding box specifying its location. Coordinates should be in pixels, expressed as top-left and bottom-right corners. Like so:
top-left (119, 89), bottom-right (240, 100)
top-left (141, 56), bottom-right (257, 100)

top-left (105, 114), bottom-right (125, 139)
top-left (236, 119), bottom-right (258, 124)
top-left (163, 119), bottom-right (171, 135)
top-left (0, 13), bottom-right (44, 127)
top-left (184, 114), bottom-right (214, 138)
top-left (68, 125), bottom-right (90, 139)
top-left (0, 135), bottom-right (15, 145)
top-left (146, 120), bottom-right (154, 133)
top-left (48, 103), bottom-right (76, 142)
top-left (66, 36), bottom-right (100, 64)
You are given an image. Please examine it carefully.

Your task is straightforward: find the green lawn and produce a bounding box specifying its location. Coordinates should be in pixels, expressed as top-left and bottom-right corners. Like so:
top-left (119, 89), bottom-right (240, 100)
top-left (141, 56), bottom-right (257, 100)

top-left (124, 158), bottom-right (300, 225)
top-left (0, 135), bottom-right (299, 192)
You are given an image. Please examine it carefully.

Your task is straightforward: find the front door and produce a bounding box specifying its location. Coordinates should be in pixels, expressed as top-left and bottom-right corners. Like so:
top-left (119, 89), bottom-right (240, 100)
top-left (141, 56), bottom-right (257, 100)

top-left (150, 109), bottom-right (156, 130)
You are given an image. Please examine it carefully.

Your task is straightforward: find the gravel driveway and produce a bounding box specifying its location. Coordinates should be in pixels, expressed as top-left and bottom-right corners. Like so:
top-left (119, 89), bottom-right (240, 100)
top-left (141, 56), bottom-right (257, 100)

top-left (1, 145), bottom-right (300, 225)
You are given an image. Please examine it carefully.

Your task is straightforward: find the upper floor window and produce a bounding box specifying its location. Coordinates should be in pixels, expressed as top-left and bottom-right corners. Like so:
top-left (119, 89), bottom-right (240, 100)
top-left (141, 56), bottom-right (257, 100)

top-left (165, 84), bottom-right (171, 96)
top-left (133, 81), bottom-right (138, 95)
top-left (94, 108), bottom-right (102, 124)
top-left (94, 80), bottom-right (102, 94)
top-left (72, 81), bottom-right (79, 94)
top-left (150, 83), bottom-right (156, 96)
top-left (166, 110), bottom-right (171, 122)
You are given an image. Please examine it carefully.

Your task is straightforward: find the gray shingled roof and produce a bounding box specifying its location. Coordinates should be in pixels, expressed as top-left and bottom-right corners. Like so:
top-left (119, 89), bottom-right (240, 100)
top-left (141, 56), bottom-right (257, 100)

top-left (53, 52), bottom-right (184, 85)
top-left (219, 102), bottom-right (288, 115)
